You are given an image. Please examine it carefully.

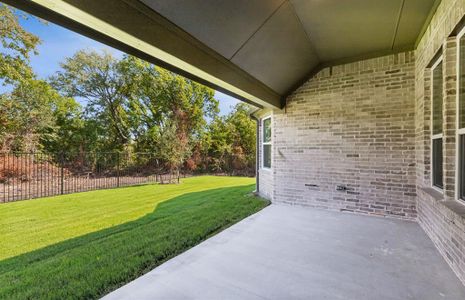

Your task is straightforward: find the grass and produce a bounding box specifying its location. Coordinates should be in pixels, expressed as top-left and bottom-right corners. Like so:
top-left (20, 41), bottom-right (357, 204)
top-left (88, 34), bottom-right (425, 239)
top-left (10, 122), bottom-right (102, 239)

top-left (0, 176), bottom-right (268, 299)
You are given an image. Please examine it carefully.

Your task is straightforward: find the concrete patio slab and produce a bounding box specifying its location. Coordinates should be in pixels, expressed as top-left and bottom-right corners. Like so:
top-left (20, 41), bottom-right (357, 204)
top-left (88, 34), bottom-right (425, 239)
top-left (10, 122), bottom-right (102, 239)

top-left (103, 205), bottom-right (465, 300)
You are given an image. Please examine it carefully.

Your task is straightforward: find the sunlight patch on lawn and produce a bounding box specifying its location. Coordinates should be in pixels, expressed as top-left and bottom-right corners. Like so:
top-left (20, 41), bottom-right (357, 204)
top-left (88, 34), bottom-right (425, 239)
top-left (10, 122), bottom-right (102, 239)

top-left (0, 176), bottom-right (255, 260)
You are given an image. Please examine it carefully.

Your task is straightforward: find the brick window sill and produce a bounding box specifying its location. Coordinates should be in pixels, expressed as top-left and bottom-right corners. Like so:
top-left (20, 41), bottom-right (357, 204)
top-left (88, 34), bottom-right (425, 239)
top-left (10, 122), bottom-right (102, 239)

top-left (420, 187), bottom-right (443, 201)
top-left (442, 200), bottom-right (465, 217)
top-left (420, 187), bottom-right (465, 218)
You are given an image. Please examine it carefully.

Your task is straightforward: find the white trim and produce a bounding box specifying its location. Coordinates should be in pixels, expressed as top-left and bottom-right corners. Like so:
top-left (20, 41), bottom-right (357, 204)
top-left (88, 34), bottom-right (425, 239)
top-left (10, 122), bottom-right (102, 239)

top-left (261, 116), bottom-right (272, 170)
top-left (431, 185), bottom-right (445, 194)
top-left (456, 29), bottom-right (465, 203)
top-left (431, 54), bottom-right (443, 70)
top-left (431, 55), bottom-right (444, 190)
top-left (456, 133), bottom-right (463, 200)
top-left (457, 128), bottom-right (465, 135)
top-left (458, 25), bottom-right (465, 44)
top-left (456, 31), bottom-right (462, 200)
top-left (450, 28), bottom-right (465, 207)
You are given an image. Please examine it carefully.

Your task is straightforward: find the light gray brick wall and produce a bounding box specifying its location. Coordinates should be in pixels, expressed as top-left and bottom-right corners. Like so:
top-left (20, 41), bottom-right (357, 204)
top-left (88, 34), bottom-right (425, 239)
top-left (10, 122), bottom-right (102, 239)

top-left (255, 0), bottom-right (465, 285)
top-left (415, 0), bottom-right (465, 286)
top-left (266, 52), bottom-right (416, 219)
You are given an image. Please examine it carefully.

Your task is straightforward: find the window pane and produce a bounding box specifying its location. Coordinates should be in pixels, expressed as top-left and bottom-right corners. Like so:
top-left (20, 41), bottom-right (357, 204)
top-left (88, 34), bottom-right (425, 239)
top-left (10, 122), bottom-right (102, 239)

top-left (460, 135), bottom-right (465, 200)
top-left (263, 118), bottom-right (271, 143)
top-left (263, 144), bottom-right (271, 168)
top-left (432, 138), bottom-right (443, 189)
top-left (460, 36), bottom-right (465, 128)
top-left (432, 61), bottom-right (443, 135)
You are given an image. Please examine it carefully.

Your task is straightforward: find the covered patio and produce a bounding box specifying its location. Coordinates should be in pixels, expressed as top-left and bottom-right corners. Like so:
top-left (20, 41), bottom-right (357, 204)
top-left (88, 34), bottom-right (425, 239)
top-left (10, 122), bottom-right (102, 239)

top-left (6, 0), bottom-right (465, 297)
top-left (104, 205), bottom-right (465, 300)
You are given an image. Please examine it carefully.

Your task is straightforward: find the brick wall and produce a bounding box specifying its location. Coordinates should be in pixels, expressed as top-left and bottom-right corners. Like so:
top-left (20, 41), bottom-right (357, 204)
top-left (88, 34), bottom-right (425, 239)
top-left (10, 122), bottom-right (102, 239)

top-left (268, 52), bottom-right (417, 219)
top-left (255, 0), bottom-right (465, 285)
top-left (414, 0), bottom-right (465, 286)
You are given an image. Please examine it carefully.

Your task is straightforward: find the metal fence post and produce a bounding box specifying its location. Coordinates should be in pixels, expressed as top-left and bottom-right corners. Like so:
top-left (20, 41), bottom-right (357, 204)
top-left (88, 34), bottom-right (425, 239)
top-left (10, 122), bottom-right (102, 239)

top-left (60, 152), bottom-right (64, 195)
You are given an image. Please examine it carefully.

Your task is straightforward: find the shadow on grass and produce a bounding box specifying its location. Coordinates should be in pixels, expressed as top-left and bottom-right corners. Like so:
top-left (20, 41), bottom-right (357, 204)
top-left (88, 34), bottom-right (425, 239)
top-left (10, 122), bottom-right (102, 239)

top-left (0, 184), bottom-right (268, 300)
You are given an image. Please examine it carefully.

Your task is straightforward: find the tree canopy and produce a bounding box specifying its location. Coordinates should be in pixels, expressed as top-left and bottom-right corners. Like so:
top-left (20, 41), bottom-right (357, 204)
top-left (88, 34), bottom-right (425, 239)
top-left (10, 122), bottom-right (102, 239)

top-left (0, 5), bottom-right (257, 175)
top-left (0, 4), bottom-right (40, 85)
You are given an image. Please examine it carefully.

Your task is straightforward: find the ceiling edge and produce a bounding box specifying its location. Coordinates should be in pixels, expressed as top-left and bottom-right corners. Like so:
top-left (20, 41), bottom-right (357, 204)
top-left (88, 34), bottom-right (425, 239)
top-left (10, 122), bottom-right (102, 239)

top-left (3, 0), bottom-right (281, 109)
top-left (414, 0), bottom-right (443, 48)
top-left (281, 45), bottom-right (415, 107)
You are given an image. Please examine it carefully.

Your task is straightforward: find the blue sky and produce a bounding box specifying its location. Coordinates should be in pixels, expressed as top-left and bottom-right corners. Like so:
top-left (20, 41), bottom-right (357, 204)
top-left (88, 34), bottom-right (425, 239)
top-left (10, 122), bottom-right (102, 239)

top-left (14, 12), bottom-right (240, 115)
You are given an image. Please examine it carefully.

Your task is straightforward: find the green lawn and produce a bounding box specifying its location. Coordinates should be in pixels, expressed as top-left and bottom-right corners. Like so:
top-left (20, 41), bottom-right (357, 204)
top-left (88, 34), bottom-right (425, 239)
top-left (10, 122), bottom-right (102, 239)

top-left (0, 176), bottom-right (267, 299)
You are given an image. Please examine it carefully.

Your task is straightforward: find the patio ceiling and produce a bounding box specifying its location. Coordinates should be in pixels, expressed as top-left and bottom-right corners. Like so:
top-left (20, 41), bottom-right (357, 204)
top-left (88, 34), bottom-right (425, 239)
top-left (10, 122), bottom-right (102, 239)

top-left (6, 0), bottom-right (440, 109)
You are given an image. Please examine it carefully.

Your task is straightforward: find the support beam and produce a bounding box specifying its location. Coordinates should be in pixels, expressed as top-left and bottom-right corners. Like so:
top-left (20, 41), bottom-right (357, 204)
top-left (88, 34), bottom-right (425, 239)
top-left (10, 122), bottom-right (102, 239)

top-left (4, 0), bottom-right (282, 109)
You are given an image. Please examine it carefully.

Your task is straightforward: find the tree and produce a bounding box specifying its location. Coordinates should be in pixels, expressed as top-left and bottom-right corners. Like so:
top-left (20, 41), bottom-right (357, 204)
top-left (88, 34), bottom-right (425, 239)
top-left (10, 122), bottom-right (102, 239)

top-left (225, 103), bottom-right (256, 173)
top-left (0, 79), bottom-right (75, 152)
top-left (121, 55), bottom-right (219, 171)
top-left (198, 103), bottom-right (257, 175)
top-left (0, 4), bottom-right (40, 85)
top-left (51, 51), bottom-right (220, 171)
top-left (0, 6), bottom-right (255, 177)
top-left (120, 55), bottom-right (219, 149)
top-left (156, 120), bottom-right (190, 174)
top-left (40, 95), bottom-right (87, 154)
top-left (0, 5), bottom-right (81, 153)
top-left (207, 116), bottom-right (233, 173)
top-left (51, 50), bottom-right (131, 150)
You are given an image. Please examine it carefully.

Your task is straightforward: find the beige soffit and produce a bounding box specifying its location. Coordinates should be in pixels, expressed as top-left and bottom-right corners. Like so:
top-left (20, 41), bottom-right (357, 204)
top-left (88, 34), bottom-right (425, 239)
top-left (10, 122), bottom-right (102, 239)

top-left (5, 0), bottom-right (439, 108)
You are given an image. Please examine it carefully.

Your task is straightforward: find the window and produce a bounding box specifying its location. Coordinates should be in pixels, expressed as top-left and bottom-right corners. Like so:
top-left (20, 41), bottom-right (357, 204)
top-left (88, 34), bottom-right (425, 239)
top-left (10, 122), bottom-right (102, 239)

top-left (262, 117), bottom-right (271, 169)
top-left (431, 56), bottom-right (443, 190)
top-left (458, 29), bottom-right (465, 200)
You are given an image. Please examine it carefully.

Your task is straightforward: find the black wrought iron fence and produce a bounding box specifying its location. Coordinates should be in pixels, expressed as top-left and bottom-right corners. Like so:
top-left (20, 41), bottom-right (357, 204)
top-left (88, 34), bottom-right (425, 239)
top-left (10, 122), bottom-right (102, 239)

top-left (0, 152), bottom-right (185, 203)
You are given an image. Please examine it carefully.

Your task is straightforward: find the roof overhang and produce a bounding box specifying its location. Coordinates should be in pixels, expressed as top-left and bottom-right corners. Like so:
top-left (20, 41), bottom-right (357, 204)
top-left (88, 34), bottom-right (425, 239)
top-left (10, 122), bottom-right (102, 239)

top-left (4, 0), bottom-right (441, 109)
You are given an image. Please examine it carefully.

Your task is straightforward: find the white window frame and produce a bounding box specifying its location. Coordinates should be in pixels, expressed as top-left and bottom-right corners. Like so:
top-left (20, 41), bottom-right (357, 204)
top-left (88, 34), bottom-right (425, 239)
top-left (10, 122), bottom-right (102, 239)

top-left (456, 27), bottom-right (465, 203)
top-left (261, 116), bottom-right (272, 170)
top-left (431, 55), bottom-right (443, 192)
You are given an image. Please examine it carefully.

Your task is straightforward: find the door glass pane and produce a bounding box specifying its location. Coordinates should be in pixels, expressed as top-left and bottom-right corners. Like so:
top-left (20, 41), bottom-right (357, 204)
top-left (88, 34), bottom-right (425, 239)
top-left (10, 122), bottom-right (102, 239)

top-left (460, 36), bottom-right (465, 128)
top-left (432, 61), bottom-right (443, 135)
top-left (263, 118), bottom-right (271, 143)
top-left (263, 145), bottom-right (271, 168)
